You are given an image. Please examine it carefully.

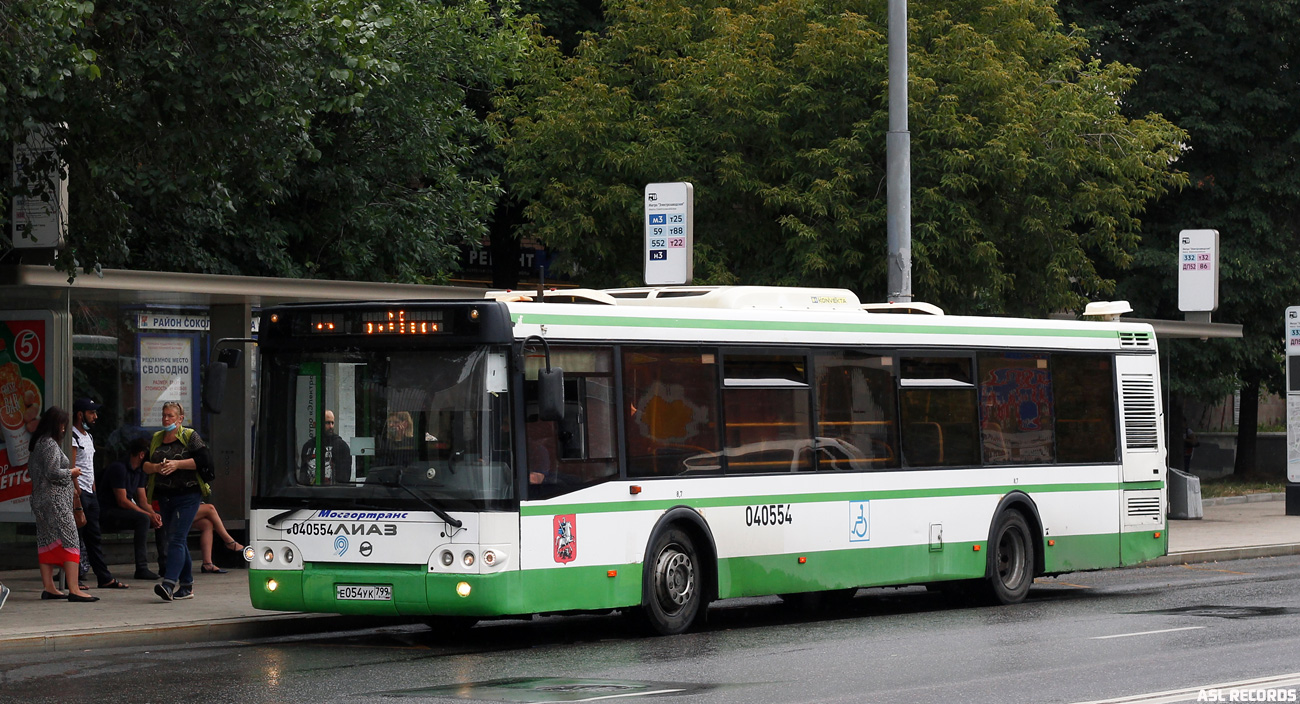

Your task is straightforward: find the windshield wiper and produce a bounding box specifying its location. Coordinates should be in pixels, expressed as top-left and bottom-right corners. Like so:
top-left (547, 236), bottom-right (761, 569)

top-left (266, 498), bottom-right (314, 526)
top-left (379, 475), bottom-right (464, 529)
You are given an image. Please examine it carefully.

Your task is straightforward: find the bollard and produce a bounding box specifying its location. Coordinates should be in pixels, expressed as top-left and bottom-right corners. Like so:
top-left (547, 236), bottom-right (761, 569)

top-left (1167, 467), bottom-right (1203, 520)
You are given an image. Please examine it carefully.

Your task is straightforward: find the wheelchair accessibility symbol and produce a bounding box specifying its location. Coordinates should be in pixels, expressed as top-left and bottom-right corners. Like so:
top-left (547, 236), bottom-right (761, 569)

top-left (849, 501), bottom-right (870, 542)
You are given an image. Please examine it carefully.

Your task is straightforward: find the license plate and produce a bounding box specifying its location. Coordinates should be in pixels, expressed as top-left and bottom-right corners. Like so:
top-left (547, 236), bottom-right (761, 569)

top-left (336, 584), bottom-right (392, 601)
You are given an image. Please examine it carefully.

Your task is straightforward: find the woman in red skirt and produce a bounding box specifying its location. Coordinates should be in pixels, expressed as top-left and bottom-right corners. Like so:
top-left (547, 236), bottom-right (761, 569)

top-left (29, 406), bottom-right (98, 602)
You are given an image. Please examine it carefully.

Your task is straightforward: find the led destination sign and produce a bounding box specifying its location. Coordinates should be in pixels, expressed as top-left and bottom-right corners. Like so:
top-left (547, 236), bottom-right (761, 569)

top-left (361, 309), bottom-right (441, 335)
top-left (300, 309), bottom-right (447, 336)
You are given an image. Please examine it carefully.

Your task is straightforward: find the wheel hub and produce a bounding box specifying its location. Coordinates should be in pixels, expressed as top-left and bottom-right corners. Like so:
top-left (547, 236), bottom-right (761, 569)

top-left (654, 546), bottom-right (695, 612)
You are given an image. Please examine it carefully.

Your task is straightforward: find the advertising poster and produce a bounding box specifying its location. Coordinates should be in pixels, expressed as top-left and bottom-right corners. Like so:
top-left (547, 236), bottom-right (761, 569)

top-left (138, 334), bottom-right (198, 430)
top-left (0, 313), bottom-right (51, 519)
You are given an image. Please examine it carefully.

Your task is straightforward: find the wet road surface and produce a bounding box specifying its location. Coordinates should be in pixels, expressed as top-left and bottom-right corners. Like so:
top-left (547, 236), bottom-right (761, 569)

top-left (3, 555), bottom-right (1299, 704)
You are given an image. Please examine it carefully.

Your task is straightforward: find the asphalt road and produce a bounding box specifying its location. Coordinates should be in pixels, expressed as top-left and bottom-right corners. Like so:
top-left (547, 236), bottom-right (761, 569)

top-left (4, 556), bottom-right (1300, 704)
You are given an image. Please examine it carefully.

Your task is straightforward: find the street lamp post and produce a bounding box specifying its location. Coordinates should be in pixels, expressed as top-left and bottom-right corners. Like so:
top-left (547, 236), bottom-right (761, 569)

top-left (886, 0), bottom-right (912, 303)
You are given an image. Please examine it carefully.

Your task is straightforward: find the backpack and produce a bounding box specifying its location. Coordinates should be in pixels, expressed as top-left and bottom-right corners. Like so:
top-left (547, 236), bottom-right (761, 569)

top-left (145, 427), bottom-right (212, 500)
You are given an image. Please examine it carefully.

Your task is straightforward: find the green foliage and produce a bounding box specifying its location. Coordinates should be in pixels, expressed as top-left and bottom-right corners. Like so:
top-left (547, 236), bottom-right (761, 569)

top-left (1060, 0), bottom-right (1300, 401)
top-left (496, 0), bottom-right (1187, 313)
top-left (2, 0), bottom-right (527, 283)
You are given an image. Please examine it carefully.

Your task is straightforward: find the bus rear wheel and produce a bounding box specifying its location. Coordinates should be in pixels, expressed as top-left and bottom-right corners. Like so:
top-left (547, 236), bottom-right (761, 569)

top-left (984, 510), bottom-right (1034, 604)
top-left (641, 527), bottom-right (703, 636)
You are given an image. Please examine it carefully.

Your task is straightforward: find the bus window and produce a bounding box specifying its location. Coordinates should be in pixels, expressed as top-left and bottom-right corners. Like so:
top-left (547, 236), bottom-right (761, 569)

top-left (721, 352), bottom-right (813, 473)
top-left (899, 356), bottom-right (979, 467)
top-left (1053, 354), bottom-right (1118, 463)
top-left (814, 351), bottom-right (899, 470)
top-left (977, 352), bottom-right (1054, 464)
top-left (525, 347), bottom-right (617, 498)
top-left (623, 347), bottom-right (722, 477)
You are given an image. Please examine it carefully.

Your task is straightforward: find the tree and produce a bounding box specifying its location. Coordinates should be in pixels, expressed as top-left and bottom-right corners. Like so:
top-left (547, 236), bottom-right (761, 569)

top-left (1059, 0), bottom-right (1300, 473)
top-left (2, 0), bottom-right (527, 283)
top-left (496, 0), bottom-right (1187, 315)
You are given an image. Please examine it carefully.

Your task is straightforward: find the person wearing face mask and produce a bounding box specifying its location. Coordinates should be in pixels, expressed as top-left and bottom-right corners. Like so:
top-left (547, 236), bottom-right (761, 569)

top-left (143, 401), bottom-right (212, 601)
top-left (299, 410), bottom-right (352, 484)
top-left (72, 397), bottom-right (128, 590)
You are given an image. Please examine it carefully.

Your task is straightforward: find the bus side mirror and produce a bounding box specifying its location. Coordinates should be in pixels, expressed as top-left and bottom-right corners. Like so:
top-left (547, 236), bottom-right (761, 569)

top-left (202, 348), bottom-right (245, 414)
top-left (203, 361), bottom-right (228, 415)
top-left (537, 367), bottom-right (565, 422)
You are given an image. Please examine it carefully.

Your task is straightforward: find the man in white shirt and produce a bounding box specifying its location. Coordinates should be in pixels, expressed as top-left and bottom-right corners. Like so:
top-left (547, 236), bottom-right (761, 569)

top-left (72, 397), bottom-right (127, 589)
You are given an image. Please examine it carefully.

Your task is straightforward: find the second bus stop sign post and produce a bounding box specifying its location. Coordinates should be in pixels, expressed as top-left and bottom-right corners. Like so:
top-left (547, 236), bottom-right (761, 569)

top-left (644, 182), bottom-right (694, 286)
top-left (1286, 307), bottom-right (1300, 515)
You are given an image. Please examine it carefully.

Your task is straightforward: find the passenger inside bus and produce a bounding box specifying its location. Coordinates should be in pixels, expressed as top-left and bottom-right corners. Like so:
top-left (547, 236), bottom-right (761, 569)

top-left (378, 410), bottom-right (418, 467)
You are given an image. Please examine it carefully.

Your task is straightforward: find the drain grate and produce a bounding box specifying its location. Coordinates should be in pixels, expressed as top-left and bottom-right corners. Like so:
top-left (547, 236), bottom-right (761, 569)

top-left (377, 677), bottom-right (712, 702)
top-left (1136, 605), bottom-right (1300, 619)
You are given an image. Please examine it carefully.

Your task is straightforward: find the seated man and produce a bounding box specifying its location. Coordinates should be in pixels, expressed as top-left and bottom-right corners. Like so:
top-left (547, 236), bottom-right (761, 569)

top-left (299, 410), bottom-right (353, 484)
top-left (98, 437), bottom-right (163, 580)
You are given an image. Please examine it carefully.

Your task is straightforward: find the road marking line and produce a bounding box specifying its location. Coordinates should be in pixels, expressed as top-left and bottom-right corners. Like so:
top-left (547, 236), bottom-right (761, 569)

top-left (1090, 626), bottom-right (1206, 640)
top-left (574, 689), bottom-right (687, 702)
top-left (1069, 671), bottom-right (1300, 703)
top-left (1179, 565), bottom-right (1253, 575)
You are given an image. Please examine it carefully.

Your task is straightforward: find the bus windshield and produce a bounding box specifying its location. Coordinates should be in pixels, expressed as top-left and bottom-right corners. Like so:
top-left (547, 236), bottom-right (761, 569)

top-left (255, 346), bottom-right (513, 510)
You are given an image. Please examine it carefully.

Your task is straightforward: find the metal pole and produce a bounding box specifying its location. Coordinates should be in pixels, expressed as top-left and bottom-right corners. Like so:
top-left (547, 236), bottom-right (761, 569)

top-left (886, 0), bottom-right (912, 303)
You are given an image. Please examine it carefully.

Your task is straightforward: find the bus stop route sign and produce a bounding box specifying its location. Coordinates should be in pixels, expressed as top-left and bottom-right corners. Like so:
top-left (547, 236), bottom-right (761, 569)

top-left (1178, 229), bottom-right (1219, 313)
top-left (644, 182), bottom-right (693, 286)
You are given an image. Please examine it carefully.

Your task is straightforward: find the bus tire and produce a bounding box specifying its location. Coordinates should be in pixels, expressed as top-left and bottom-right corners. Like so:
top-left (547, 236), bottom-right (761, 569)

top-left (984, 510), bottom-right (1034, 604)
top-left (641, 527), bottom-right (703, 636)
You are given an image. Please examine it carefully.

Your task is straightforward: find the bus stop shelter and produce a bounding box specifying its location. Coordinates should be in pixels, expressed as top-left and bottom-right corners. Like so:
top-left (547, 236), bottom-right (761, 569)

top-left (0, 263), bottom-right (482, 566)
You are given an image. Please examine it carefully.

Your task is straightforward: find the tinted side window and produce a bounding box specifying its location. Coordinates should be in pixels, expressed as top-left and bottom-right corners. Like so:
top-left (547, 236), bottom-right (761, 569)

top-left (1053, 354), bottom-right (1118, 463)
top-left (814, 351), bottom-right (900, 470)
top-left (899, 356), bottom-right (978, 467)
top-left (721, 353), bottom-right (812, 473)
top-left (623, 348), bottom-right (722, 477)
top-left (525, 347), bottom-right (617, 499)
top-left (978, 353), bottom-right (1054, 464)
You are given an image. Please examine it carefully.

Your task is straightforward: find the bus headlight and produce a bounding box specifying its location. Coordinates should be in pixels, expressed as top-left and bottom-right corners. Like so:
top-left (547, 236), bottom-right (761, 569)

top-left (441, 550), bottom-right (454, 567)
top-left (462, 551), bottom-right (475, 567)
top-left (244, 546), bottom-right (256, 562)
top-left (267, 579), bottom-right (279, 592)
top-left (482, 550), bottom-right (498, 567)
top-left (264, 548), bottom-right (275, 563)
top-left (283, 547), bottom-right (295, 564)
top-left (456, 581), bottom-right (472, 597)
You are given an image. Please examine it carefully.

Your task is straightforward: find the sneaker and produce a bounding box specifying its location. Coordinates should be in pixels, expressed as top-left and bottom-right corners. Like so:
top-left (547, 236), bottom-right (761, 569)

top-left (0, 584), bottom-right (9, 610)
top-left (135, 568), bottom-right (160, 580)
top-left (154, 582), bottom-right (174, 602)
top-left (173, 587), bottom-right (194, 600)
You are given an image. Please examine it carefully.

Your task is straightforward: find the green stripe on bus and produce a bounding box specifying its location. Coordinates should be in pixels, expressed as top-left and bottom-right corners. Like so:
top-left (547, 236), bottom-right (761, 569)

top-left (250, 527), bottom-right (1165, 616)
top-left (509, 312), bottom-right (1120, 339)
top-left (520, 481), bottom-right (1164, 517)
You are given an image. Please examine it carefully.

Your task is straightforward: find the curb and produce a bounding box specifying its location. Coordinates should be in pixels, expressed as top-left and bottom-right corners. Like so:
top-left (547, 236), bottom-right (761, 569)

top-left (1200, 492), bottom-right (1286, 507)
top-left (0, 613), bottom-right (387, 656)
top-left (1145, 543), bottom-right (1300, 567)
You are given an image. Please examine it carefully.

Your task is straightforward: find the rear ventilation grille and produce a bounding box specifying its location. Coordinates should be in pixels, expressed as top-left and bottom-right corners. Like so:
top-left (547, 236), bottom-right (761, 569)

top-left (1121, 375), bottom-right (1159, 450)
top-left (1126, 495), bottom-right (1162, 517)
top-left (1119, 332), bottom-right (1154, 348)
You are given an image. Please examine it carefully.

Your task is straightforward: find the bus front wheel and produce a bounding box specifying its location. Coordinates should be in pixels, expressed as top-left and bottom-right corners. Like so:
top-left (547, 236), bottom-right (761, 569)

top-left (641, 527), bottom-right (703, 635)
top-left (984, 510), bottom-right (1034, 604)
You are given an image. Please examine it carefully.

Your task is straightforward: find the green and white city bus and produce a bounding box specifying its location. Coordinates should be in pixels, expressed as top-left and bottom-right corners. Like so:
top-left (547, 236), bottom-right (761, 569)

top-left (245, 286), bottom-right (1167, 635)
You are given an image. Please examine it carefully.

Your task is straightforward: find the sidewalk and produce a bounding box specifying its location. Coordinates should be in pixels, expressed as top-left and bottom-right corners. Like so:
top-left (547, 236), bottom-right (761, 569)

top-left (1, 497), bottom-right (1296, 655)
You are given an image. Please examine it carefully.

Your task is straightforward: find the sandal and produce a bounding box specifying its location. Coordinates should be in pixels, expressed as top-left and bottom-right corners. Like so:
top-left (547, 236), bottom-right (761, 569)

top-left (97, 579), bottom-right (130, 589)
top-left (223, 540), bottom-right (244, 552)
top-left (201, 563), bottom-right (228, 574)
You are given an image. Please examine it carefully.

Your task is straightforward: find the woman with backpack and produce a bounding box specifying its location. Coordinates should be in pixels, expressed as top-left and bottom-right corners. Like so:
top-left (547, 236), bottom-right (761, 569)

top-left (143, 401), bottom-right (212, 602)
